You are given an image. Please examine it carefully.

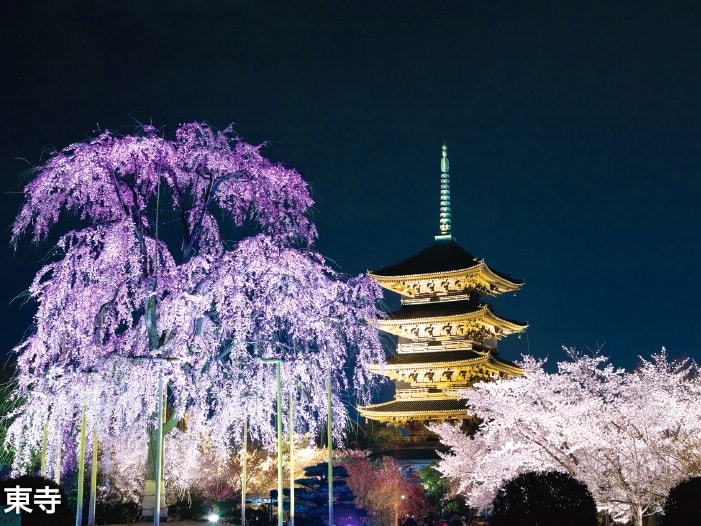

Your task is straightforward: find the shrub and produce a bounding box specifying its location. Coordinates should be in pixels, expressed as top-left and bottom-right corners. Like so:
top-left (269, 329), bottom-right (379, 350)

top-left (96, 495), bottom-right (141, 524)
top-left (490, 470), bottom-right (597, 526)
top-left (662, 476), bottom-right (701, 525)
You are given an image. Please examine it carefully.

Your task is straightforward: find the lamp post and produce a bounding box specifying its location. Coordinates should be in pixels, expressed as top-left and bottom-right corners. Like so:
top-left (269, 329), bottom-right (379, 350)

top-left (241, 416), bottom-right (247, 526)
top-left (289, 391), bottom-right (295, 526)
top-left (262, 359), bottom-right (284, 526)
top-left (77, 370), bottom-right (99, 526)
top-left (75, 405), bottom-right (87, 526)
top-left (87, 429), bottom-right (98, 525)
top-left (40, 419), bottom-right (48, 477)
top-left (75, 403), bottom-right (100, 526)
top-left (75, 403), bottom-right (99, 526)
top-left (153, 360), bottom-right (165, 526)
top-left (320, 317), bottom-right (339, 526)
top-left (327, 370), bottom-right (333, 526)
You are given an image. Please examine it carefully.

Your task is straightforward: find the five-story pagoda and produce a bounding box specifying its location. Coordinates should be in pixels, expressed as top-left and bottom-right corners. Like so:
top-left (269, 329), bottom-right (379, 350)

top-left (359, 144), bottom-right (527, 454)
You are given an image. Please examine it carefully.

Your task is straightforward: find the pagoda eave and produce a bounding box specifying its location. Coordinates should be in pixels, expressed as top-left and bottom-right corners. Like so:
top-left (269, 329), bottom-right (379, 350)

top-left (369, 355), bottom-right (522, 374)
top-left (378, 308), bottom-right (528, 341)
top-left (358, 404), bottom-right (468, 426)
top-left (369, 261), bottom-right (523, 298)
top-left (367, 357), bottom-right (522, 385)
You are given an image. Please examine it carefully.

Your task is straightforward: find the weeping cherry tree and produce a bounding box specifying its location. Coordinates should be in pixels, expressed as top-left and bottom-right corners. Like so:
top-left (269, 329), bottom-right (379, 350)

top-left (5, 122), bottom-right (385, 503)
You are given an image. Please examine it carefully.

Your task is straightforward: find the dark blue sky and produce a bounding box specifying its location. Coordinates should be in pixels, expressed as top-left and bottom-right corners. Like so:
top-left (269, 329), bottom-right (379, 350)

top-left (2, 1), bottom-right (700, 374)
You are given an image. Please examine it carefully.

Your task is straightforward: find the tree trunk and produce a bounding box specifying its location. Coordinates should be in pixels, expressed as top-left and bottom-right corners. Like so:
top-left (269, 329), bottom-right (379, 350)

top-left (141, 478), bottom-right (167, 520)
top-left (632, 504), bottom-right (643, 526)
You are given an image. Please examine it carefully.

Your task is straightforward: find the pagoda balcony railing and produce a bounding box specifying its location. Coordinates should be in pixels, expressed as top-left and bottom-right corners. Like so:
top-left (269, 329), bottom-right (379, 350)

top-left (395, 433), bottom-right (443, 444)
top-left (395, 388), bottom-right (465, 400)
top-left (401, 292), bottom-right (471, 305)
top-left (397, 340), bottom-right (473, 353)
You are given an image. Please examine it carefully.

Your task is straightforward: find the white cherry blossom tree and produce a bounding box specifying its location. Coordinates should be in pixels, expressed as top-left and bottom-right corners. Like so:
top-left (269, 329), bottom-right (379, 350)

top-left (432, 349), bottom-right (701, 526)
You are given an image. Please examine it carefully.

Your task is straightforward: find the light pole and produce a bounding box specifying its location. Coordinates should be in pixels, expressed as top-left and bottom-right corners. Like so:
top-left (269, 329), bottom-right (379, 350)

top-left (289, 390), bottom-right (295, 526)
top-left (40, 419), bottom-right (48, 477)
top-left (74, 403), bottom-right (100, 526)
top-left (320, 317), bottom-right (339, 526)
top-left (327, 369), bottom-right (333, 526)
top-left (262, 359), bottom-right (284, 526)
top-left (73, 403), bottom-right (100, 526)
top-left (76, 405), bottom-right (87, 526)
top-left (241, 416), bottom-right (247, 526)
top-left (87, 429), bottom-right (98, 525)
top-left (77, 370), bottom-right (99, 526)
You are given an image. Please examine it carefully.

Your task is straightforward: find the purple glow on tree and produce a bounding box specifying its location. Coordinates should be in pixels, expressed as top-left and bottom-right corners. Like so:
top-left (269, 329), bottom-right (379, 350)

top-left (6, 122), bottom-right (385, 491)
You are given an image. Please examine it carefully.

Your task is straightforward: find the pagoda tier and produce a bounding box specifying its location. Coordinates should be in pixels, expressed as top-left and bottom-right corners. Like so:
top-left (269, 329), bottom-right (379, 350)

top-left (369, 240), bottom-right (523, 301)
top-left (357, 398), bottom-right (468, 427)
top-left (367, 349), bottom-right (522, 389)
top-left (379, 300), bottom-right (527, 351)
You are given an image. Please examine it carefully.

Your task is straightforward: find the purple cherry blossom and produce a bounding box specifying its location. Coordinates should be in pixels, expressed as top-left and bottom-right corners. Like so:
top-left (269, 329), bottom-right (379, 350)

top-left (6, 122), bottom-right (385, 493)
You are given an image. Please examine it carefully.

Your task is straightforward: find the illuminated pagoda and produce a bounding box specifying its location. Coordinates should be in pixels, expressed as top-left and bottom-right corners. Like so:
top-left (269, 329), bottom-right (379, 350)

top-left (359, 144), bottom-right (527, 454)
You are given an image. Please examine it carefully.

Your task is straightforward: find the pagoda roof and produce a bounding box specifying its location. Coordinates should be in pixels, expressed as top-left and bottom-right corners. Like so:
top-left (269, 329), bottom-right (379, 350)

top-left (386, 349), bottom-right (520, 370)
top-left (383, 300), bottom-right (527, 328)
top-left (388, 299), bottom-right (478, 319)
top-left (358, 398), bottom-right (468, 422)
top-left (363, 398), bottom-right (467, 412)
top-left (369, 349), bottom-right (523, 380)
top-left (370, 240), bottom-right (523, 285)
top-left (388, 348), bottom-right (485, 364)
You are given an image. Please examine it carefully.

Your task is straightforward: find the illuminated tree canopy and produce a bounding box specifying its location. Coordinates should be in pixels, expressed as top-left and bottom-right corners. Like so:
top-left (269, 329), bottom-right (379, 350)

top-left (6, 122), bottom-right (385, 489)
top-left (432, 348), bottom-right (701, 526)
top-left (341, 451), bottom-right (428, 524)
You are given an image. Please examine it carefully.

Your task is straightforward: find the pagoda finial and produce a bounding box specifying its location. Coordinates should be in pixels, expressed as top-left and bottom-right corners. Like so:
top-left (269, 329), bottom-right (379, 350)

top-left (435, 142), bottom-right (452, 242)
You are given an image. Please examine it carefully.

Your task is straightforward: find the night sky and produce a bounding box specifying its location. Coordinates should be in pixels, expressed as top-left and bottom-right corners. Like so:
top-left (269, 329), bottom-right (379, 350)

top-left (2, 1), bottom-right (700, 377)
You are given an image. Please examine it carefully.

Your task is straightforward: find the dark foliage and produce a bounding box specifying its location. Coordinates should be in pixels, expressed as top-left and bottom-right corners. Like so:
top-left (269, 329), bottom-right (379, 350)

top-left (490, 470), bottom-right (597, 526)
top-left (96, 496), bottom-right (140, 524)
top-left (344, 420), bottom-right (403, 451)
top-left (168, 491), bottom-right (211, 521)
top-left (662, 476), bottom-right (701, 525)
top-left (294, 462), bottom-right (365, 525)
top-left (419, 461), bottom-right (470, 517)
